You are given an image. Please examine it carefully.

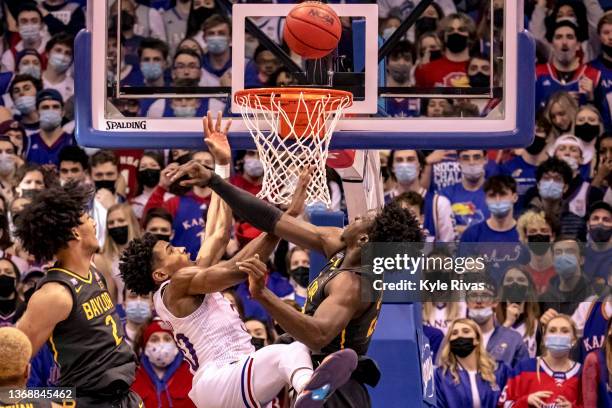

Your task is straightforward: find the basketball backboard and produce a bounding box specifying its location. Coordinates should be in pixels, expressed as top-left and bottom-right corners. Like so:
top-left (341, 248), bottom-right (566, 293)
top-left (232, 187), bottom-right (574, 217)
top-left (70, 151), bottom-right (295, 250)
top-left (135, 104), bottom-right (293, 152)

top-left (75, 0), bottom-right (534, 150)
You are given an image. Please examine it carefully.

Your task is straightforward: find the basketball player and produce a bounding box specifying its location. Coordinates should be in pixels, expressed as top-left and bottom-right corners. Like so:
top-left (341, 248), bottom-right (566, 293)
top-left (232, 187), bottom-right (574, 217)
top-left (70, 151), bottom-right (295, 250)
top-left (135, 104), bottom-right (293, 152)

top-left (13, 183), bottom-right (142, 407)
top-left (119, 114), bottom-right (359, 408)
top-left (167, 146), bottom-right (423, 407)
top-left (0, 327), bottom-right (62, 407)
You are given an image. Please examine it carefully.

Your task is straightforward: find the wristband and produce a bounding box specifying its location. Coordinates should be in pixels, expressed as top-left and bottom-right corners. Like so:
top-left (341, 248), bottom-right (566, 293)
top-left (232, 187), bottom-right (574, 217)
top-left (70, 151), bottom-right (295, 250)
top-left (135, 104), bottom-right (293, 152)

top-left (215, 163), bottom-right (231, 179)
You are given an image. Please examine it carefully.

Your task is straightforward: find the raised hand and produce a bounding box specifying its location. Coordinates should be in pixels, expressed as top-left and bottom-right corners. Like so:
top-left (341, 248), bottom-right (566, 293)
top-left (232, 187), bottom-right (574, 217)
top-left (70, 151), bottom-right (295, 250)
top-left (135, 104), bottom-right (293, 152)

top-left (286, 166), bottom-right (313, 217)
top-left (166, 160), bottom-right (214, 188)
top-left (203, 111), bottom-right (231, 166)
top-left (238, 255), bottom-right (267, 299)
top-left (159, 162), bottom-right (179, 189)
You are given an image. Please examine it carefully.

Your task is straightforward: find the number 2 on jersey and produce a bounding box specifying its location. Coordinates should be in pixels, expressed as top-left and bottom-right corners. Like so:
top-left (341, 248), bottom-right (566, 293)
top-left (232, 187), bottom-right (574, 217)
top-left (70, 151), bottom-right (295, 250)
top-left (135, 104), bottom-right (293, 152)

top-left (105, 315), bottom-right (122, 346)
top-left (176, 333), bottom-right (199, 371)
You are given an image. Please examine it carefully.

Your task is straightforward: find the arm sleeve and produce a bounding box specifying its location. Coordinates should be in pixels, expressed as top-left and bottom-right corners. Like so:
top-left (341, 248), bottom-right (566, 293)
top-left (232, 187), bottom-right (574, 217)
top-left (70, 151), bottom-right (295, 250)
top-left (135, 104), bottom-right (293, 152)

top-left (208, 174), bottom-right (283, 234)
top-left (584, 0), bottom-right (604, 56)
top-left (582, 351), bottom-right (601, 408)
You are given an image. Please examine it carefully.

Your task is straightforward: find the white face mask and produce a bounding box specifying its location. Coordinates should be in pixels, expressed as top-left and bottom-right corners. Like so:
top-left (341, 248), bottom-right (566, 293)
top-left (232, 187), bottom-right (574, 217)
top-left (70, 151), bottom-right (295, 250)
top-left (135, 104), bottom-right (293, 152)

top-left (145, 340), bottom-right (179, 368)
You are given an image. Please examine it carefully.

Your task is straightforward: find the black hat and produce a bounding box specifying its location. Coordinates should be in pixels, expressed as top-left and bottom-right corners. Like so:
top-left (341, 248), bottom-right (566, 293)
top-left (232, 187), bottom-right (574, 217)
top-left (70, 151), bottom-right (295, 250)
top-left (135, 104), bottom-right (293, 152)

top-left (588, 201), bottom-right (612, 219)
top-left (36, 89), bottom-right (63, 108)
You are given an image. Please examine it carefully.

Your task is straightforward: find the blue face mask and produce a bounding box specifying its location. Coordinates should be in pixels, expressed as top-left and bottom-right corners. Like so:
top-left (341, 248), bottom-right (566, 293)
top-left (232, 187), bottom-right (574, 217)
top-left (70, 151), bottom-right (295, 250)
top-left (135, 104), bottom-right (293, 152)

top-left (19, 64), bottom-right (41, 79)
top-left (49, 52), bottom-right (72, 73)
top-left (14, 96), bottom-right (37, 115)
top-left (394, 162), bottom-right (419, 183)
top-left (487, 200), bottom-right (513, 218)
top-left (553, 253), bottom-right (579, 279)
top-left (39, 109), bottom-right (63, 131)
top-left (140, 61), bottom-right (164, 81)
top-left (125, 299), bottom-right (152, 324)
top-left (243, 157), bottom-right (264, 178)
top-left (173, 105), bottom-right (197, 117)
top-left (207, 35), bottom-right (229, 55)
top-left (538, 179), bottom-right (564, 200)
top-left (544, 334), bottom-right (572, 357)
top-left (19, 24), bottom-right (41, 43)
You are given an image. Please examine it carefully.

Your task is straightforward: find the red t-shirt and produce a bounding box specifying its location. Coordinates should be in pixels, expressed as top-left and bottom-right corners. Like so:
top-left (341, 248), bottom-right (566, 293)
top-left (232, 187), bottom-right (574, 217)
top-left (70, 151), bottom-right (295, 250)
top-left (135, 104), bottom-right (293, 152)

top-left (525, 264), bottom-right (556, 295)
top-left (414, 56), bottom-right (469, 88)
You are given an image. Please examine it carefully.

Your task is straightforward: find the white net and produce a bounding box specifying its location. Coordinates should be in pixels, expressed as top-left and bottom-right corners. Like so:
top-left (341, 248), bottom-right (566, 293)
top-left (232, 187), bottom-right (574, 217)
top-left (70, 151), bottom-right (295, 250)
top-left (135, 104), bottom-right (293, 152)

top-left (235, 88), bottom-right (352, 207)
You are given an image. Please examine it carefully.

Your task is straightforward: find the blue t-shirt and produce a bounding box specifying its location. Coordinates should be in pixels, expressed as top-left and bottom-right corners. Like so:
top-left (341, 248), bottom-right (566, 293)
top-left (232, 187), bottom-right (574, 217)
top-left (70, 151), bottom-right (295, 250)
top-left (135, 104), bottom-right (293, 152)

top-left (500, 156), bottom-right (537, 200)
top-left (26, 132), bottom-right (74, 166)
top-left (583, 246), bottom-right (612, 281)
top-left (460, 220), bottom-right (520, 243)
top-left (440, 182), bottom-right (488, 228)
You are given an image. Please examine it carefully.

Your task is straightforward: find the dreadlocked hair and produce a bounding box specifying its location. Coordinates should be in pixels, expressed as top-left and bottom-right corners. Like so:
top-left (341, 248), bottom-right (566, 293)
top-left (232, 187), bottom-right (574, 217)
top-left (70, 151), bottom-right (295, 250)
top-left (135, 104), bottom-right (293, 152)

top-left (368, 202), bottom-right (424, 243)
top-left (119, 233), bottom-right (159, 296)
top-left (13, 181), bottom-right (90, 262)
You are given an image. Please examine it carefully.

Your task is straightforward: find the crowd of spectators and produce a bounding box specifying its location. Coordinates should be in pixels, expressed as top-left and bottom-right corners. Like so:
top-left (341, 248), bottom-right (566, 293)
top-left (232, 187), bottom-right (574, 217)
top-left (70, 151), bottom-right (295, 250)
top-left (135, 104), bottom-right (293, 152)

top-left (2, 0), bottom-right (612, 407)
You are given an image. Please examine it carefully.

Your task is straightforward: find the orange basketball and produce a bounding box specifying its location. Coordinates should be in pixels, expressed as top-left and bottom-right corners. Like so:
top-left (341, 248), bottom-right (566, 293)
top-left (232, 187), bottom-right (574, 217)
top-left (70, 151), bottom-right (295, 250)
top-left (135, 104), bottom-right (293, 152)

top-left (283, 1), bottom-right (342, 59)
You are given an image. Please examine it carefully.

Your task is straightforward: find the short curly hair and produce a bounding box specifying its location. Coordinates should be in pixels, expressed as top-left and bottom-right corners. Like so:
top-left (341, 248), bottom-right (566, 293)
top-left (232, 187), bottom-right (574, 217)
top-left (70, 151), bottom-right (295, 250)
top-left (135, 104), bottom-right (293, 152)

top-left (13, 182), bottom-right (90, 262)
top-left (368, 202), bottom-right (424, 243)
top-left (119, 233), bottom-right (159, 296)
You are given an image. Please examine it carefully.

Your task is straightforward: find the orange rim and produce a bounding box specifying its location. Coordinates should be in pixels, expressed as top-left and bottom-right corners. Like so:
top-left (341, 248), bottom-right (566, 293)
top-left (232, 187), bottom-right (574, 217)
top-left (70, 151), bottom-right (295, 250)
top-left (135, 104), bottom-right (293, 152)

top-left (234, 87), bottom-right (353, 110)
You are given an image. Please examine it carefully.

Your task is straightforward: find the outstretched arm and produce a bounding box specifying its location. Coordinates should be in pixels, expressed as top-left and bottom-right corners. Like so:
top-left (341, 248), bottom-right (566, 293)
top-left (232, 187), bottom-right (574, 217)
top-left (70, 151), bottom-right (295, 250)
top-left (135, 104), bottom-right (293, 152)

top-left (166, 160), bottom-right (344, 259)
top-left (196, 112), bottom-right (232, 267)
top-left (241, 257), bottom-right (363, 351)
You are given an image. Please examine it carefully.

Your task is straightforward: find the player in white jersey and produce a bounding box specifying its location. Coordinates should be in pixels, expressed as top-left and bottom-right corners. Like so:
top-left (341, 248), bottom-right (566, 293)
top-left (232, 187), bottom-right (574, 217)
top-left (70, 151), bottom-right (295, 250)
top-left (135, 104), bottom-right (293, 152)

top-left (119, 113), bottom-right (357, 408)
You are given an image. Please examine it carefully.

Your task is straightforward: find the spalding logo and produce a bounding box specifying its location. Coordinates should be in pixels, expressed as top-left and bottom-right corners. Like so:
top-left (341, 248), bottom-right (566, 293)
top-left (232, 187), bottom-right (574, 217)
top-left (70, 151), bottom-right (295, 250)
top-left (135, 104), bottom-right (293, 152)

top-left (105, 120), bottom-right (147, 131)
top-left (308, 8), bottom-right (334, 26)
top-left (421, 343), bottom-right (435, 399)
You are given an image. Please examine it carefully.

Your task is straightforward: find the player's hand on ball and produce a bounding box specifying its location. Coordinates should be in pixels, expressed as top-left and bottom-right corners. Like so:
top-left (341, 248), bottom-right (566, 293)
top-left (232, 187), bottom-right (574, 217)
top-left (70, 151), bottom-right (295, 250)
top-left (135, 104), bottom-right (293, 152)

top-left (203, 111), bottom-right (231, 166)
top-left (167, 160), bottom-right (213, 188)
top-left (238, 255), bottom-right (267, 299)
top-left (286, 166), bottom-right (313, 217)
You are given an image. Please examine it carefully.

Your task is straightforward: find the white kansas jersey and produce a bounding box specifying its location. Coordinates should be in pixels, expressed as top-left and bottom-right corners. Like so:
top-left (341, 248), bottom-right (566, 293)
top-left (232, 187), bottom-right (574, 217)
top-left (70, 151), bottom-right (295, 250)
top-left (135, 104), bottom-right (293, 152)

top-left (154, 280), bottom-right (254, 373)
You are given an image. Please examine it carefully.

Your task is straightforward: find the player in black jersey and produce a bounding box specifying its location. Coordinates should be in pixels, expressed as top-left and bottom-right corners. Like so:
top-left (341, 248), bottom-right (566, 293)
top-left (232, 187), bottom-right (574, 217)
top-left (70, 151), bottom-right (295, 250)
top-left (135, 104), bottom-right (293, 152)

top-left (12, 183), bottom-right (141, 407)
top-left (0, 327), bottom-right (61, 407)
top-left (167, 153), bottom-right (423, 407)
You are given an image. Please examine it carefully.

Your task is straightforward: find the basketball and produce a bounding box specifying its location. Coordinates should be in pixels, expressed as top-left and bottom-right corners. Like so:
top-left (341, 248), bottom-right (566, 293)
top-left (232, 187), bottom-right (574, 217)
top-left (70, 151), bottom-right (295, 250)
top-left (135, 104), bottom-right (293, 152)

top-left (283, 1), bottom-right (342, 59)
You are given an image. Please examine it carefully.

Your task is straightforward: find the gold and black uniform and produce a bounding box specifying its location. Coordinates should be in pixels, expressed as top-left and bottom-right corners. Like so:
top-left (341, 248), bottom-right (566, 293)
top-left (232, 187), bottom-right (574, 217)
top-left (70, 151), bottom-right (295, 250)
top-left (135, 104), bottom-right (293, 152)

top-left (37, 266), bottom-right (140, 407)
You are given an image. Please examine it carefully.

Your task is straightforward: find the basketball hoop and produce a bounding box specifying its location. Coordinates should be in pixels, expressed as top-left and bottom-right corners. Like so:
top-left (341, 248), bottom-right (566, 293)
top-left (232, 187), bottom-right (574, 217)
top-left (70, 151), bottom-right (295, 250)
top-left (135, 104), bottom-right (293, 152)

top-left (234, 87), bottom-right (352, 207)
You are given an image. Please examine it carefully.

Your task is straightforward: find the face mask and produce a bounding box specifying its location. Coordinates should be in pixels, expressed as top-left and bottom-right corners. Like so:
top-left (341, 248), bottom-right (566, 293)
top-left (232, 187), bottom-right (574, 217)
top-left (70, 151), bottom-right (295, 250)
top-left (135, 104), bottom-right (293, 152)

top-left (429, 49), bottom-right (442, 61)
top-left (544, 334), bottom-right (572, 357)
top-left (493, 9), bottom-right (504, 26)
top-left (574, 123), bottom-right (600, 143)
top-left (245, 40), bottom-right (258, 59)
top-left (460, 163), bottom-right (484, 181)
top-left (20, 189), bottom-right (38, 199)
top-left (138, 169), bottom-right (161, 188)
top-left (445, 33), bottom-right (468, 54)
top-left (469, 72), bottom-right (490, 88)
top-left (590, 224), bottom-right (612, 243)
top-left (154, 233), bottom-right (171, 242)
top-left (502, 283), bottom-right (528, 302)
top-left (603, 43), bottom-right (612, 58)
top-left (394, 162), bottom-right (419, 183)
top-left (140, 62), bottom-right (164, 81)
top-left (290, 266), bottom-right (310, 288)
top-left (527, 234), bottom-right (551, 256)
top-left (468, 307), bottom-right (493, 325)
top-left (120, 11), bottom-right (135, 32)
top-left (19, 24), bottom-right (41, 43)
top-left (39, 109), bottom-right (63, 131)
top-left (449, 337), bottom-right (476, 358)
top-left (108, 225), bottom-right (129, 245)
top-left (125, 299), bottom-right (152, 324)
top-left (0, 153), bottom-right (15, 176)
top-left (19, 64), bottom-right (41, 79)
top-left (0, 275), bottom-right (16, 297)
top-left (94, 179), bottom-right (116, 194)
top-left (388, 64), bottom-right (411, 84)
top-left (14, 96), bottom-right (37, 115)
top-left (173, 105), bottom-right (197, 117)
top-left (415, 17), bottom-right (437, 36)
top-left (561, 156), bottom-right (579, 172)
top-left (554, 253), bottom-right (579, 279)
top-left (538, 179), bottom-right (564, 200)
top-left (49, 52), bottom-right (72, 73)
top-left (244, 157), bottom-right (264, 178)
top-left (487, 200), bottom-right (513, 218)
top-left (525, 136), bottom-right (547, 155)
top-left (207, 35), bottom-right (229, 55)
top-left (382, 27), bottom-right (396, 41)
top-left (251, 337), bottom-right (265, 351)
top-left (145, 340), bottom-right (179, 368)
